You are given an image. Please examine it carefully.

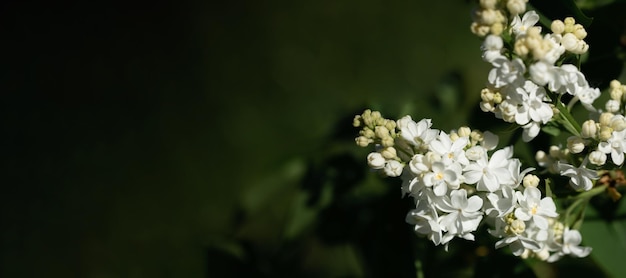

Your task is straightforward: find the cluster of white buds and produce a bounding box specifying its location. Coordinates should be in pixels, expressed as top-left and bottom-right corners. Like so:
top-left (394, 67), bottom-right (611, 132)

top-left (551, 17), bottom-right (589, 54)
top-left (353, 110), bottom-right (404, 176)
top-left (471, 0), bottom-right (529, 37)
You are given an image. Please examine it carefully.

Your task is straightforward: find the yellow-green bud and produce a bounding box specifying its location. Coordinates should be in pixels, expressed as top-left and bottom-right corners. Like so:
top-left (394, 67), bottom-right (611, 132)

top-left (355, 136), bottom-right (371, 147)
top-left (449, 132), bottom-right (460, 142)
top-left (551, 20), bottom-right (565, 34)
top-left (384, 120), bottom-right (396, 131)
top-left (599, 126), bottom-right (614, 141)
top-left (573, 24), bottom-right (587, 39)
top-left (610, 88), bottom-right (623, 100)
top-left (360, 128), bottom-right (374, 139)
top-left (599, 112), bottom-right (615, 126)
top-left (509, 219), bottom-right (526, 235)
top-left (549, 145), bottom-right (561, 158)
top-left (353, 115), bottom-right (362, 127)
top-left (564, 17), bottom-right (575, 30)
top-left (375, 126), bottom-right (390, 139)
top-left (491, 22), bottom-right (504, 36)
top-left (610, 79), bottom-right (622, 90)
top-left (523, 174), bottom-right (540, 188)
top-left (381, 147), bottom-right (397, 160)
top-left (381, 136), bottom-right (394, 147)
top-left (480, 0), bottom-right (498, 9)
top-left (492, 92), bottom-right (503, 104)
top-left (458, 126), bottom-right (472, 138)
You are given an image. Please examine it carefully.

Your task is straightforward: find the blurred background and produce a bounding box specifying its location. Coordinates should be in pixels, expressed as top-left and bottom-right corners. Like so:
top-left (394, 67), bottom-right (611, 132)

top-left (2, 0), bottom-right (626, 277)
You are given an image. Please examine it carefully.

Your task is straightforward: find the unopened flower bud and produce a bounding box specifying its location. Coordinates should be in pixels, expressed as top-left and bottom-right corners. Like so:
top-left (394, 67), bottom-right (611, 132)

top-left (564, 17), bottom-right (575, 30)
top-left (589, 150), bottom-right (607, 166)
top-left (470, 130), bottom-right (484, 143)
top-left (353, 115), bottom-right (362, 127)
top-left (367, 152), bottom-right (386, 169)
top-left (610, 88), bottom-right (623, 100)
top-left (599, 126), bottom-right (614, 141)
top-left (549, 145), bottom-right (561, 158)
top-left (605, 99), bottom-right (621, 113)
top-left (509, 219), bottom-right (526, 235)
top-left (381, 136), bottom-right (394, 147)
top-left (381, 147), bottom-right (397, 159)
top-left (523, 174), bottom-right (540, 188)
top-left (610, 79), bottom-right (622, 90)
top-left (551, 20), bottom-right (565, 34)
top-left (561, 33), bottom-right (578, 51)
top-left (599, 112), bottom-right (615, 126)
top-left (465, 146), bottom-right (485, 161)
top-left (458, 126), bottom-right (471, 138)
top-left (535, 248), bottom-right (550, 261)
top-left (567, 136), bottom-right (586, 154)
top-left (481, 88), bottom-right (494, 101)
top-left (360, 128), bottom-right (375, 138)
top-left (491, 22), bottom-right (504, 36)
top-left (507, 0), bottom-right (527, 15)
top-left (356, 136), bottom-right (372, 147)
top-left (581, 120), bottom-right (597, 138)
top-left (573, 24), bottom-right (587, 39)
top-left (375, 126), bottom-right (390, 139)
top-left (492, 92), bottom-right (503, 104)
top-left (383, 160), bottom-right (403, 177)
top-left (480, 0), bottom-right (497, 9)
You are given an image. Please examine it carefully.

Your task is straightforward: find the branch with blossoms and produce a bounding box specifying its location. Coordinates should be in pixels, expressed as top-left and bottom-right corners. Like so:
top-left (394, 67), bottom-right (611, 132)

top-left (353, 0), bottom-right (626, 263)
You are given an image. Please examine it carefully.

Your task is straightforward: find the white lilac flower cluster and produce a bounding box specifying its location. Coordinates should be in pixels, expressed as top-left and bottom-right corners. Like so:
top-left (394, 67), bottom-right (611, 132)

top-left (350, 0), bottom-right (626, 262)
top-left (478, 9), bottom-right (601, 142)
top-left (353, 111), bottom-right (591, 261)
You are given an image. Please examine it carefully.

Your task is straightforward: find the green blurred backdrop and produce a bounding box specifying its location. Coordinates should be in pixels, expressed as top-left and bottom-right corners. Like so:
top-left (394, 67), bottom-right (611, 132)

top-left (3, 0), bottom-right (624, 277)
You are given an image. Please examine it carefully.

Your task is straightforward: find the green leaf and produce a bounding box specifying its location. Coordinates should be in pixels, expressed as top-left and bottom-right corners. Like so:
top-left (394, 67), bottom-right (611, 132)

top-left (541, 124), bottom-right (561, 137)
top-left (580, 205), bottom-right (626, 277)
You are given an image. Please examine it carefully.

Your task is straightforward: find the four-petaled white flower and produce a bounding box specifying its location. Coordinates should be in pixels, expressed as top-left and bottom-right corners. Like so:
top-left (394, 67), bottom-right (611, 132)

top-left (508, 80), bottom-right (553, 126)
top-left (398, 116), bottom-right (439, 150)
top-left (423, 162), bottom-right (463, 196)
top-left (515, 187), bottom-right (558, 230)
top-left (547, 228), bottom-right (592, 262)
top-left (557, 162), bottom-right (598, 191)
top-left (510, 10), bottom-right (540, 37)
top-left (437, 189), bottom-right (484, 240)
top-left (429, 132), bottom-right (470, 166)
top-left (488, 57), bottom-right (526, 88)
top-left (598, 129), bottom-right (626, 165)
top-left (463, 147), bottom-right (514, 192)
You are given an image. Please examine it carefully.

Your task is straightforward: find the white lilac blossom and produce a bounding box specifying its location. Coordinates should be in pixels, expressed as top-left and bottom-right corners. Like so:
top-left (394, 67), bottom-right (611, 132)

top-left (510, 11), bottom-right (540, 37)
top-left (514, 187), bottom-right (558, 230)
top-left (509, 80), bottom-right (553, 127)
top-left (463, 147), bottom-right (515, 192)
top-left (437, 189), bottom-right (484, 240)
top-left (547, 228), bottom-right (592, 262)
top-left (429, 132), bottom-right (470, 166)
top-left (488, 57), bottom-right (526, 88)
top-left (351, 2), bottom-right (616, 263)
top-left (481, 35), bottom-right (504, 63)
top-left (557, 161), bottom-right (598, 191)
top-left (423, 161), bottom-right (463, 196)
top-left (598, 129), bottom-right (626, 165)
top-left (355, 113), bottom-right (593, 262)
